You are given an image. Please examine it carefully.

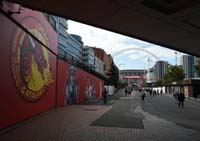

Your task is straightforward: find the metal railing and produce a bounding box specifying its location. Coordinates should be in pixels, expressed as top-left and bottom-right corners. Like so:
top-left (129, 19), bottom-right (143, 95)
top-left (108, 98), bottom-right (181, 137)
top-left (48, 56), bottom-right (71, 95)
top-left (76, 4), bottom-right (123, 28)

top-left (58, 48), bottom-right (107, 81)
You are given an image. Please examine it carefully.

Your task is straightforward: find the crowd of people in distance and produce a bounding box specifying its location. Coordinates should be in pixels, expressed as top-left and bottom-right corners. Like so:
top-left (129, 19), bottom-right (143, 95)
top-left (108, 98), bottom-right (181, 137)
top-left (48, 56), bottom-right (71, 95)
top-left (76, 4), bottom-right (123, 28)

top-left (124, 87), bottom-right (133, 96)
top-left (131, 88), bottom-right (186, 108)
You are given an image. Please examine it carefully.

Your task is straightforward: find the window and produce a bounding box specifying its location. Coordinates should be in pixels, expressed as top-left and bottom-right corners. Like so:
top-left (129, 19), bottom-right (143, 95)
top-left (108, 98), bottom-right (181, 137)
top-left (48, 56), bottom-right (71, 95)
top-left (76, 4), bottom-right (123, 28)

top-left (59, 23), bottom-right (67, 32)
top-left (58, 34), bottom-right (67, 41)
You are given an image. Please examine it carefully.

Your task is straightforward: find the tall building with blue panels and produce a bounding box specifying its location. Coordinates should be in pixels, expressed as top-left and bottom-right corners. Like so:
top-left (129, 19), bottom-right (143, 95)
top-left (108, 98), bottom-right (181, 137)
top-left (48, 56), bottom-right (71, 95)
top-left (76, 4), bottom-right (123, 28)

top-left (154, 61), bottom-right (168, 81)
top-left (82, 46), bottom-right (95, 66)
top-left (45, 15), bottom-right (83, 61)
top-left (181, 55), bottom-right (195, 79)
top-left (194, 57), bottom-right (200, 78)
top-left (58, 33), bottom-right (83, 61)
top-left (57, 18), bottom-right (83, 61)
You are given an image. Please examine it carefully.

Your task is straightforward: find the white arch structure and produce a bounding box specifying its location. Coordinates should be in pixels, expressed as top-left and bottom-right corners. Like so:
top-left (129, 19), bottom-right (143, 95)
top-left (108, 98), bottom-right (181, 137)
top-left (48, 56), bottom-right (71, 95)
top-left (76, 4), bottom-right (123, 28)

top-left (112, 48), bottom-right (160, 61)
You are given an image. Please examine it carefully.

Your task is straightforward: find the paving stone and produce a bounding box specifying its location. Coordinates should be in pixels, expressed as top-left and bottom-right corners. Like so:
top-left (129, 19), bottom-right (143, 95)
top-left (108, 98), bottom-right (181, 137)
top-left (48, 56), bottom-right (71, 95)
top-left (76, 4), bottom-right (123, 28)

top-left (1, 90), bottom-right (200, 141)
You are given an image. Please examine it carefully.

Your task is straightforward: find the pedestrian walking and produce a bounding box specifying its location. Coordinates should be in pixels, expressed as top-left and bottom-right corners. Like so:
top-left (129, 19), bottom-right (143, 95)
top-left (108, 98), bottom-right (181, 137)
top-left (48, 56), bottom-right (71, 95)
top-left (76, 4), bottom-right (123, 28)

top-left (153, 90), bottom-right (156, 96)
top-left (129, 89), bottom-right (131, 95)
top-left (103, 88), bottom-right (107, 104)
top-left (178, 91), bottom-right (185, 108)
top-left (150, 89), bottom-right (152, 97)
top-left (125, 88), bottom-right (127, 96)
top-left (157, 89), bottom-right (159, 95)
top-left (160, 89), bottom-right (163, 95)
top-left (173, 91), bottom-right (179, 104)
top-left (140, 90), bottom-right (145, 101)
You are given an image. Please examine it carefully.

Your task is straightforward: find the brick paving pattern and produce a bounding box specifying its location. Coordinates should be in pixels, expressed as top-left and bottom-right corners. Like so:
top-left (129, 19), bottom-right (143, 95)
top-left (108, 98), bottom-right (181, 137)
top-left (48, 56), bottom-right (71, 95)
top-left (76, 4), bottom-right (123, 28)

top-left (1, 90), bottom-right (200, 141)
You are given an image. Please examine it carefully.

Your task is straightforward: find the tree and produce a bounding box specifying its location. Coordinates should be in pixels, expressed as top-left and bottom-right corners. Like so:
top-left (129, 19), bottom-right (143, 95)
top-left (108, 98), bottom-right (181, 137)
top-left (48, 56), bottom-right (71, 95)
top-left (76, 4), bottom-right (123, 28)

top-left (156, 80), bottom-right (163, 86)
top-left (163, 66), bottom-right (185, 85)
top-left (117, 81), bottom-right (128, 88)
top-left (107, 61), bottom-right (119, 87)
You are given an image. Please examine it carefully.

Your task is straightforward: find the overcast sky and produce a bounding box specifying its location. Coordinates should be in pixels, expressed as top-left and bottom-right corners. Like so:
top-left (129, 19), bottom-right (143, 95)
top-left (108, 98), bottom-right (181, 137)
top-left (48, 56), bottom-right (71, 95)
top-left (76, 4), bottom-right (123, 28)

top-left (68, 20), bottom-right (184, 70)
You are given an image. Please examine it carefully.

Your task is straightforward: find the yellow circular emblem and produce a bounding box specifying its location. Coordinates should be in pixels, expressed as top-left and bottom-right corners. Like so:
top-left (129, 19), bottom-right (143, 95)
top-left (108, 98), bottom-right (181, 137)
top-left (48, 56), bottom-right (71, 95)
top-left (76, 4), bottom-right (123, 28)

top-left (11, 16), bottom-right (54, 102)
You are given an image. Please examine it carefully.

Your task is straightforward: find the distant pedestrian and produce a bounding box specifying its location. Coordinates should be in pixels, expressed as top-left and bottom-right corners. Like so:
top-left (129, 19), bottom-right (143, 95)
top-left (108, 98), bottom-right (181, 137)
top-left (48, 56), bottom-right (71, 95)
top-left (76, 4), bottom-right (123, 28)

top-left (160, 90), bottom-right (163, 95)
top-left (129, 89), bottom-right (131, 95)
top-left (157, 90), bottom-right (159, 95)
top-left (103, 88), bottom-right (107, 104)
top-left (173, 91), bottom-right (179, 103)
top-left (153, 90), bottom-right (156, 96)
top-left (125, 88), bottom-right (127, 96)
top-left (140, 90), bottom-right (145, 101)
top-left (178, 91), bottom-right (185, 108)
top-left (150, 89), bottom-right (152, 96)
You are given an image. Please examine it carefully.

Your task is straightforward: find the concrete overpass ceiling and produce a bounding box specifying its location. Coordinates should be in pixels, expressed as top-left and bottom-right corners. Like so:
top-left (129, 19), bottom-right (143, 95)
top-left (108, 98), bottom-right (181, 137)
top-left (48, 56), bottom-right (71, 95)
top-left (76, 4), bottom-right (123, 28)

top-left (6, 0), bottom-right (200, 57)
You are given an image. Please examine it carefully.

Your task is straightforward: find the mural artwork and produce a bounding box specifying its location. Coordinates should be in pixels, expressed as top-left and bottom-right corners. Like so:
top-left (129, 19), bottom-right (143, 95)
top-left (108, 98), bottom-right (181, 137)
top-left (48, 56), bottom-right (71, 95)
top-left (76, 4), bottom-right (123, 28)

top-left (58, 60), bottom-right (104, 105)
top-left (85, 76), bottom-right (96, 102)
top-left (10, 16), bottom-right (54, 102)
top-left (0, 2), bottom-right (103, 129)
top-left (65, 66), bottom-right (78, 104)
top-left (0, 3), bottom-right (58, 129)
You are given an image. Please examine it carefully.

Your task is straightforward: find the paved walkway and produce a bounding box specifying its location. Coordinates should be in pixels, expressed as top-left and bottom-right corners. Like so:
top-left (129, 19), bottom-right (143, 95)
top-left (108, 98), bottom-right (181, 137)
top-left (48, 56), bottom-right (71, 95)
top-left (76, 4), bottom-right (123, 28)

top-left (1, 90), bottom-right (200, 141)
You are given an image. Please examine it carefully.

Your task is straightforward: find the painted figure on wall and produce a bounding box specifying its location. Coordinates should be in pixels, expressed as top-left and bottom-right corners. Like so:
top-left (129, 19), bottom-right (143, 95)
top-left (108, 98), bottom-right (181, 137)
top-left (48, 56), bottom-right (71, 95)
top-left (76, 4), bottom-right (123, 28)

top-left (10, 17), bottom-right (54, 103)
top-left (65, 66), bottom-right (78, 104)
top-left (85, 76), bottom-right (96, 102)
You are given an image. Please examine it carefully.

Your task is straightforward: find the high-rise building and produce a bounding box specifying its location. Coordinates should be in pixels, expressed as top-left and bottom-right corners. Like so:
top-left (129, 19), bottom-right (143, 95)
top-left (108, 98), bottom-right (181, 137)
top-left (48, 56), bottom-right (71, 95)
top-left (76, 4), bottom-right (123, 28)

top-left (92, 47), bottom-right (113, 78)
top-left (94, 57), bottom-right (104, 75)
top-left (82, 46), bottom-right (95, 66)
top-left (194, 57), bottom-right (200, 78)
top-left (146, 68), bottom-right (156, 83)
top-left (45, 15), bottom-right (83, 61)
top-left (58, 18), bottom-right (83, 60)
top-left (181, 55), bottom-right (195, 79)
top-left (154, 61), bottom-right (168, 81)
top-left (63, 33), bottom-right (83, 60)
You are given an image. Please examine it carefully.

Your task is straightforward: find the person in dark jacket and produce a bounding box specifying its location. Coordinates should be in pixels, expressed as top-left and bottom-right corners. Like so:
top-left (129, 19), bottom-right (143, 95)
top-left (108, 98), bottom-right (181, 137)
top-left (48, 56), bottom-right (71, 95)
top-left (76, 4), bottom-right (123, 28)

top-left (125, 88), bottom-right (127, 96)
top-left (103, 88), bottom-right (107, 104)
top-left (153, 90), bottom-right (156, 96)
top-left (140, 90), bottom-right (145, 101)
top-left (173, 91), bottom-right (179, 104)
top-left (178, 91), bottom-right (185, 108)
top-left (149, 89), bottom-right (152, 97)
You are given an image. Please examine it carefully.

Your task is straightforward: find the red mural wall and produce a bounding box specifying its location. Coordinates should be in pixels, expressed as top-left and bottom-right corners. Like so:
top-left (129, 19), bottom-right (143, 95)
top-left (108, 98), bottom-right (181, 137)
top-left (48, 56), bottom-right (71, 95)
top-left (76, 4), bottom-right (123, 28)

top-left (57, 60), bottom-right (104, 106)
top-left (0, 3), bottom-right (58, 129)
top-left (0, 2), bottom-right (104, 129)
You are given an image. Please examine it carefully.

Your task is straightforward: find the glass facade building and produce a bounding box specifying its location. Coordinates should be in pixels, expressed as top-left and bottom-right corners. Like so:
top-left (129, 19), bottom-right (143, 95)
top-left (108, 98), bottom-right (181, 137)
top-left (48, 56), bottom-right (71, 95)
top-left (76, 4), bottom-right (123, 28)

top-left (57, 18), bottom-right (83, 61)
top-left (94, 57), bottom-right (104, 75)
top-left (181, 55), bottom-right (195, 79)
top-left (154, 61), bottom-right (168, 81)
top-left (82, 46), bottom-right (95, 66)
top-left (46, 15), bottom-right (83, 61)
